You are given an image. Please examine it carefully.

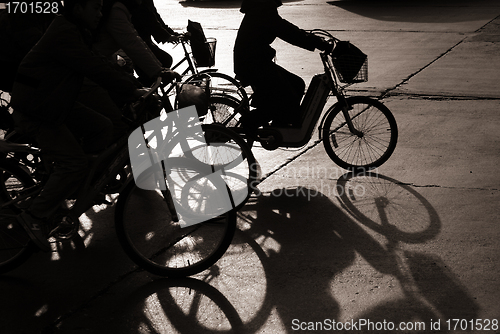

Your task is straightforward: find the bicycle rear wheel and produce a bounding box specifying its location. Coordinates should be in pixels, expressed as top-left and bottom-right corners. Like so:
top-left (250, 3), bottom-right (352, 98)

top-left (322, 96), bottom-right (398, 171)
top-left (0, 159), bottom-right (37, 274)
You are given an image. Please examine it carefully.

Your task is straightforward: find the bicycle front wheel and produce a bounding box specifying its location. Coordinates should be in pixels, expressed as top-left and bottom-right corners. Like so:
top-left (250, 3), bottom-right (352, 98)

top-left (322, 96), bottom-right (398, 170)
top-left (115, 181), bottom-right (236, 277)
top-left (0, 159), bottom-right (37, 274)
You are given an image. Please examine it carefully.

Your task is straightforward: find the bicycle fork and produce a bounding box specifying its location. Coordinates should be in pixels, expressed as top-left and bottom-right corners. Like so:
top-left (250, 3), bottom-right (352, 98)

top-left (337, 95), bottom-right (364, 138)
top-left (140, 124), bottom-right (180, 223)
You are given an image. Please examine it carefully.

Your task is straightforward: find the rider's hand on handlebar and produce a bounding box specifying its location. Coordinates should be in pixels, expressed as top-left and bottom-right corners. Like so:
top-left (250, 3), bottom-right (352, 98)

top-left (313, 35), bottom-right (334, 54)
top-left (321, 41), bottom-right (335, 55)
top-left (166, 33), bottom-right (182, 43)
top-left (160, 68), bottom-right (182, 84)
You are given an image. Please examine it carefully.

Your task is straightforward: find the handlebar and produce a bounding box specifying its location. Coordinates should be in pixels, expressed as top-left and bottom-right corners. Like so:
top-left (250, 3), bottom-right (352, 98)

top-left (308, 29), bottom-right (339, 54)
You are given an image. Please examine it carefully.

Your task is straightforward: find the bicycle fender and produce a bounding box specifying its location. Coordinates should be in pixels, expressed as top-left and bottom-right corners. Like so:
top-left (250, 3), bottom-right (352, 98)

top-left (197, 69), bottom-right (218, 74)
top-left (318, 100), bottom-right (343, 141)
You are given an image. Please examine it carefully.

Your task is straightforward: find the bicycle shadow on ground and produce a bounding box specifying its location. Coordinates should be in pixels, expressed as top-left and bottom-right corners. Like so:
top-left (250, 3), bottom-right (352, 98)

top-left (87, 173), bottom-right (479, 333)
top-left (0, 199), bottom-right (139, 334)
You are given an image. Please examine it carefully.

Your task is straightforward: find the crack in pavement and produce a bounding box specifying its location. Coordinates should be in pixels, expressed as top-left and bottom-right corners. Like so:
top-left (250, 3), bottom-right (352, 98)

top-left (379, 38), bottom-right (467, 100)
top-left (383, 93), bottom-right (500, 100)
top-left (394, 182), bottom-right (499, 192)
top-left (271, 174), bottom-right (499, 193)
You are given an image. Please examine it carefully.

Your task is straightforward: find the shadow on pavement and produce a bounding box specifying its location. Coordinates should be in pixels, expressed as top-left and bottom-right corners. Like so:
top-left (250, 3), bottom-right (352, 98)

top-left (328, 0), bottom-right (497, 23)
top-left (179, 0), bottom-right (302, 9)
top-left (75, 173), bottom-right (479, 333)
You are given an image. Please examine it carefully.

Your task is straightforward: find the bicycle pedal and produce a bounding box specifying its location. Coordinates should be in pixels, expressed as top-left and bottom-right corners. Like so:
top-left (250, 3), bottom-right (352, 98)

top-left (49, 218), bottom-right (78, 240)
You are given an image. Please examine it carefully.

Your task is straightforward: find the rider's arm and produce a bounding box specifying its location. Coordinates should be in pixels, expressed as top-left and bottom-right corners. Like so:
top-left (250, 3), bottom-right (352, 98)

top-left (51, 28), bottom-right (138, 96)
top-left (10, 15), bottom-right (140, 122)
top-left (273, 13), bottom-right (328, 52)
top-left (132, 0), bottom-right (177, 44)
top-left (103, 2), bottom-right (164, 79)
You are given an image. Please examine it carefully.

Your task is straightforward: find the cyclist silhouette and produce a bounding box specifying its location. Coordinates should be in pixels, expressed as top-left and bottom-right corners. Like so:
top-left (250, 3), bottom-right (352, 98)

top-left (10, 0), bottom-right (149, 251)
top-left (233, 0), bottom-right (331, 129)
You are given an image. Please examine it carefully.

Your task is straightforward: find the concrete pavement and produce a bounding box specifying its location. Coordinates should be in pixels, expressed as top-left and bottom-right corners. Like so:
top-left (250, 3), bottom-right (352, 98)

top-left (1, 0), bottom-right (500, 333)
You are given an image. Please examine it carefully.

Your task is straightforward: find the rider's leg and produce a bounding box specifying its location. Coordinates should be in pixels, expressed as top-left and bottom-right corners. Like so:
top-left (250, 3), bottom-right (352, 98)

top-left (243, 63), bottom-right (305, 128)
top-left (78, 78), bottom-right (130, 142)
top-left (135, 39), bottom-right (174, 86)
top-left (14, 104), bottom-right (113, 250)
top-left (260, 64), bottom-right (305, 126)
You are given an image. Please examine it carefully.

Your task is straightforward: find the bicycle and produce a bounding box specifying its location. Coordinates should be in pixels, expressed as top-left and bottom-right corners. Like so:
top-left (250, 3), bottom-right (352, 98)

top-left (209, 29), bottom-right (398, 171)
top-left (0, 22), bottom-right (247, 152)
top-left (138, 28), bottom-right (248, 122)
top-left (0, 77), bottom-right (258, 277)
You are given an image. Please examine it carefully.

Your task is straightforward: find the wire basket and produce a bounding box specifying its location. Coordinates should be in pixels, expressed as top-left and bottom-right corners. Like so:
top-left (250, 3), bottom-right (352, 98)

top-left (332, 55), bottom-right (368, 84)
top-left (192, 38), bottom-right (217, 68)
top-left (329, 40), bottom-right (368, 84)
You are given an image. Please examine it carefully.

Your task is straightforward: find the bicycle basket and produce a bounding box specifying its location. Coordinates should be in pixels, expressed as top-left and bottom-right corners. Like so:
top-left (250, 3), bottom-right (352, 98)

top-left (176, 78), bottom-right (210, 117)
top-left (330, 41), bottom-right (368, 83)
top-left (187, 20), bottom-right (216, 67)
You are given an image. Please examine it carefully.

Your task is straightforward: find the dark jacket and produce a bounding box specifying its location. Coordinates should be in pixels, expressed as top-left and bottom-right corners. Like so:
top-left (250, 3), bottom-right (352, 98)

top-left (94, 1), bottom-right (163, 79)
top-left (0, 6), bottom-right (56, 91)
top-left (233, 0), bottom-right (324, 81)
top-left (11, 14), bottom-right (137, 124)
top-left (132, 0), bottom-right (175, 44)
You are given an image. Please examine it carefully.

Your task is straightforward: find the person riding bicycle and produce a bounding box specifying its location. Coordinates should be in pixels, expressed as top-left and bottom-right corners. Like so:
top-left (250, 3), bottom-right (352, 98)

top-left (94, 0), bottom-right (179, 86)
top-left (10, 0), bottom-right (179, 251)
top-left (233, 0), bottom-right (332, 129)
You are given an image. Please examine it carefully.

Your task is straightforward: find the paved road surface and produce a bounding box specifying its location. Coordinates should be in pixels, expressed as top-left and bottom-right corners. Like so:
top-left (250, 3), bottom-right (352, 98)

top-left (1, 0), bottom-right (499, 333)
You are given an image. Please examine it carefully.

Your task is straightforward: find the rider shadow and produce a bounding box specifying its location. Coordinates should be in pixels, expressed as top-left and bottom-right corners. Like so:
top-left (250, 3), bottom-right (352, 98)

top-left (0, 200), bottom-right (138, 334)
top-left (332, 172), bottom-right (479, 329)
top-left (71, 173), bottom-right (479, 334)
top-left (230, 172), bottom-right (477, 332)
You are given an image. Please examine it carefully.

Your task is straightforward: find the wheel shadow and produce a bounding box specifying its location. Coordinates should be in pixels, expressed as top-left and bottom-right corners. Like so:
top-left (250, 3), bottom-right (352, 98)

top-left (0, 199), bottom-right (138, 334)
top-left (96, 173), bottom-right (479, 333)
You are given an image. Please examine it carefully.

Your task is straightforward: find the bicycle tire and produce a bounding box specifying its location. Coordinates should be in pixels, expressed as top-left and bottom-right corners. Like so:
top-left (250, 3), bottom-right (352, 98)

top-left (115, 126), bottom-right (255, 277)
top-left (0, 159), bottom-right (37, 274)
top-left (322, 96), bottom-right (398, 171)
top-left (115, 181), bottom-right (236, 277)
top-left (187, 124), bottom-right (258, 207)
top-left (203, 95), bottom-right (257, 150)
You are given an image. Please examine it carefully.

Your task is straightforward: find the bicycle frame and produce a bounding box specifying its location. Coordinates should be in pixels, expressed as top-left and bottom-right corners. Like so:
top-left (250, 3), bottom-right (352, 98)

top-left (0, 78), bottom-right (174, 224)
top-left (232, 44), bottom-right (364, 150)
